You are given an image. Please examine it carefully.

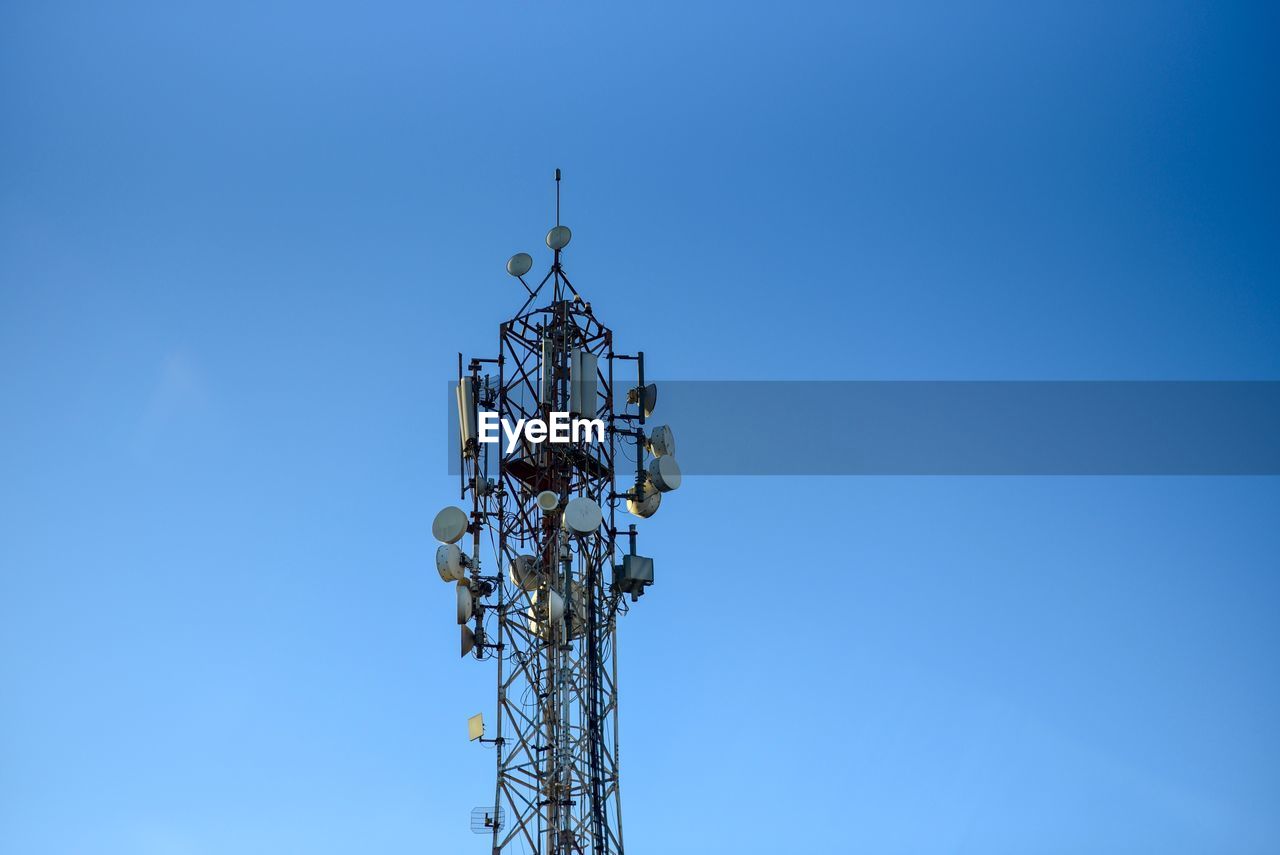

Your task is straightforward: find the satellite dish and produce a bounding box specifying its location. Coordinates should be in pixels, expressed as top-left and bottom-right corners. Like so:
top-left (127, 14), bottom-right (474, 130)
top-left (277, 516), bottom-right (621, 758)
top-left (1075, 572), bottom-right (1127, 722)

top-left (534, 588), bottom-right (565, 623)
top-left (646, 424), bottom-right (675, 458)
top-left (508, 554), bottom-right (541, 591)
top-left (461, 625), bottom-right (475, 658)
top-left (536, 491), bottom-right (560, 513)
top-left (456, 583), bottom-right (473, 625)
top-left (626, 481), bottom-right (662, 518)
top-left (647, 455), bottom-right (682, 492)
top-left (527, 588), bottom-right (565, 637)
top-left (628, 383), bottom-right (657, 418)
top-left (546, 225), bottom-right (572, 251)
top-left (436, 543), bottom-right (468, 582)
top-left (433, 506), bottom-right (469, 544)
top-left (564, 497), bottom-right (602, 534)
top-left (506, 252), bottom-right (533, 277)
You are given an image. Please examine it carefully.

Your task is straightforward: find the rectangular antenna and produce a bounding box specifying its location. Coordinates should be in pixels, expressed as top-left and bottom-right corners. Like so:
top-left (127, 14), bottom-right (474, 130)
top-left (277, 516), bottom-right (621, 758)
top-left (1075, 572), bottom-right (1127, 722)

top-left (570, 348), bottom-right (598, 416)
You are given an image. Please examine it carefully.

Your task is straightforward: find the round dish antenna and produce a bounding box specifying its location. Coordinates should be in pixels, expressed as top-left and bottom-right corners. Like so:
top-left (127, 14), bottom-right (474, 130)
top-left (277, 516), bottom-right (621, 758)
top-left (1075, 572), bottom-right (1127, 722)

top-left (436, 543), bottom-right (468, 582)
top-left (628, 383), bottom-right (658, 418)
top-left (508, 554), bottom-right (542, 591)
top-left (536, 491), bottom-right (560, 513)
top-left (456, 583), bottom-right (474, 624)
top-left (564, 497), bottom-right (602, 534)
top-left (626, 481), bottom-right (662, 518)
top-left (534, 588), bottom-right (565, 623)
top-left (546, 225), bottom-right (572, 251)
top-left (506, 252), bottom-right (533, 277)
top-left (433, 506), bottom-right (469, 544)
top-left (647, 455), bottom-right (682, 492)
top-left (526, 588), bottom-right (566, 638)
top-left (525, 607), bottom-right (545, 638)
top-left (461, 625), bottom-right (475, 658)
top-left (646, 424), bottom-right (675, 458)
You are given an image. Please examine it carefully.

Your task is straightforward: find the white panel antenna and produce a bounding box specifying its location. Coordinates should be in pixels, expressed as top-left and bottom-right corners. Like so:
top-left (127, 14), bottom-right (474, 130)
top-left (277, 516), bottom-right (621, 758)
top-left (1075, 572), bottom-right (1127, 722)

top-left (570, 348), bottom-right (598, 416)
top-left (456, 377), bottom-right (476, 449)
top-left (540, 337), bottom-right (556, 405)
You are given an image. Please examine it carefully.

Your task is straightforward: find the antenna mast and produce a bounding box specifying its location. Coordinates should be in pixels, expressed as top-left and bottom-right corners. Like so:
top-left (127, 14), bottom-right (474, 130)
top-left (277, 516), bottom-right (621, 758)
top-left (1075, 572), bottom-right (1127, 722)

top-left (431, 171), bottom-right (682, 855)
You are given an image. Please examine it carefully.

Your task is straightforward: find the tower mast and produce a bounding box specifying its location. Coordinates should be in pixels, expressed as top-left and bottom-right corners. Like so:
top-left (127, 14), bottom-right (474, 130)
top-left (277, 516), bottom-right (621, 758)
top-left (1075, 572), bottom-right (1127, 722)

top-left (432, 172), bottom-right (679, 854)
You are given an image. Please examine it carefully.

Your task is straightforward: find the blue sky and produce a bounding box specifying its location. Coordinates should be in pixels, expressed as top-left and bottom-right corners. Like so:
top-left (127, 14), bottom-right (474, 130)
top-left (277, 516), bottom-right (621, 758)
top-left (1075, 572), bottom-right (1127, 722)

top-left (2, 2), bottom-right (1278, 853)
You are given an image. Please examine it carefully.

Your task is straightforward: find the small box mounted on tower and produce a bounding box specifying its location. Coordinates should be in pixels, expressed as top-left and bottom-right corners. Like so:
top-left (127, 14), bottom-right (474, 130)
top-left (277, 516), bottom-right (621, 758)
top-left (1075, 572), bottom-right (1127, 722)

top-left (613, 554), bottom-right (654, 600)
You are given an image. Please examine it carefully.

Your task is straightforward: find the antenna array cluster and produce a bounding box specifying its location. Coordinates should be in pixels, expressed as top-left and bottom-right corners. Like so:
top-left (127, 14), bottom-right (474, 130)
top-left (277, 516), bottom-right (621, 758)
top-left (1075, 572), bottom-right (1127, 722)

top-left (428, 172), bottom-right (682, 855)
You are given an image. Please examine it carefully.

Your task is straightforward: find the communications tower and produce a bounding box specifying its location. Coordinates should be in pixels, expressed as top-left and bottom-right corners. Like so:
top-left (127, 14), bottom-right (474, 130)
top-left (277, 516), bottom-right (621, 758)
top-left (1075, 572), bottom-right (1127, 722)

top-left (430, 172), bottom-right (682, 855)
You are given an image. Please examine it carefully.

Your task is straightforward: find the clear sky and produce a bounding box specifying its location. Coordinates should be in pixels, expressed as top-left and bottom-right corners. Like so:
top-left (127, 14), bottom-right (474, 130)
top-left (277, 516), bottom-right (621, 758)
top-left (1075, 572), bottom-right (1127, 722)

top-left (2, 2), bottom-right (1279, 853)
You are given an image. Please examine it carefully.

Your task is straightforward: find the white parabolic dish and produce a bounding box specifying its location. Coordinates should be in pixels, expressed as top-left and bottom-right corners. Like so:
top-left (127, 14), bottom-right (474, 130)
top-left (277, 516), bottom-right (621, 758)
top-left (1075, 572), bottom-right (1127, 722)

top-left (432, 506), bottom-right (469, 544)
top-left (508, 554), bottom-right (541, 591)
top-left (627, 481), bottom-right (661, 518)
top-left (633, 383), bottom-right (657, 418)
top-left (456, 583), bottom-right (473, 625)
top-left (647, 455), bottom-right (682, 492)
top-left (461, 625), bottom-right (475, 657)
top-left (564, 497), bottom-right (602, 533)
top-left (536, 491), bottom-right (560, 512)
top-left (534, 588), bottom-right (565, 623)
top-left (527, 588), bottom-right (566, 636)
top-left (546, 225), bottom-right (572, 251)
top-left (506, 252), bottom-right (533, 277)
top-left (436, 544), bottom-right (467, 582)
top-left (647, 424), bottom-right (675, 458)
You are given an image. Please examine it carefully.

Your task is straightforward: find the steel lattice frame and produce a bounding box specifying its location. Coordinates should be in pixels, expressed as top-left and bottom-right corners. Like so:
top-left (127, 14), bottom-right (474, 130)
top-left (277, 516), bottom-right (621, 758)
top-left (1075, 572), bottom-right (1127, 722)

top-left (456, 257), bottom-right (644, 855)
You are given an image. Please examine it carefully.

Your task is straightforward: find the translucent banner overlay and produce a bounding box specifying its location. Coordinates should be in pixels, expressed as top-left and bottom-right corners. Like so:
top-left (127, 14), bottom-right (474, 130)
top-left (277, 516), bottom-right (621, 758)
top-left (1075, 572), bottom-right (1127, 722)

top-left (447, 382), bottom-right (1280, 475)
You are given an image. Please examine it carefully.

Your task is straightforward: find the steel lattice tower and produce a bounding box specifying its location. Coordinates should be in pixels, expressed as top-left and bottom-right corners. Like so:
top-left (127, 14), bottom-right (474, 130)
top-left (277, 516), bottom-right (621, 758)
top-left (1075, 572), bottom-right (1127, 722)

top-left (439, 173), bottom-right (674, 855)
